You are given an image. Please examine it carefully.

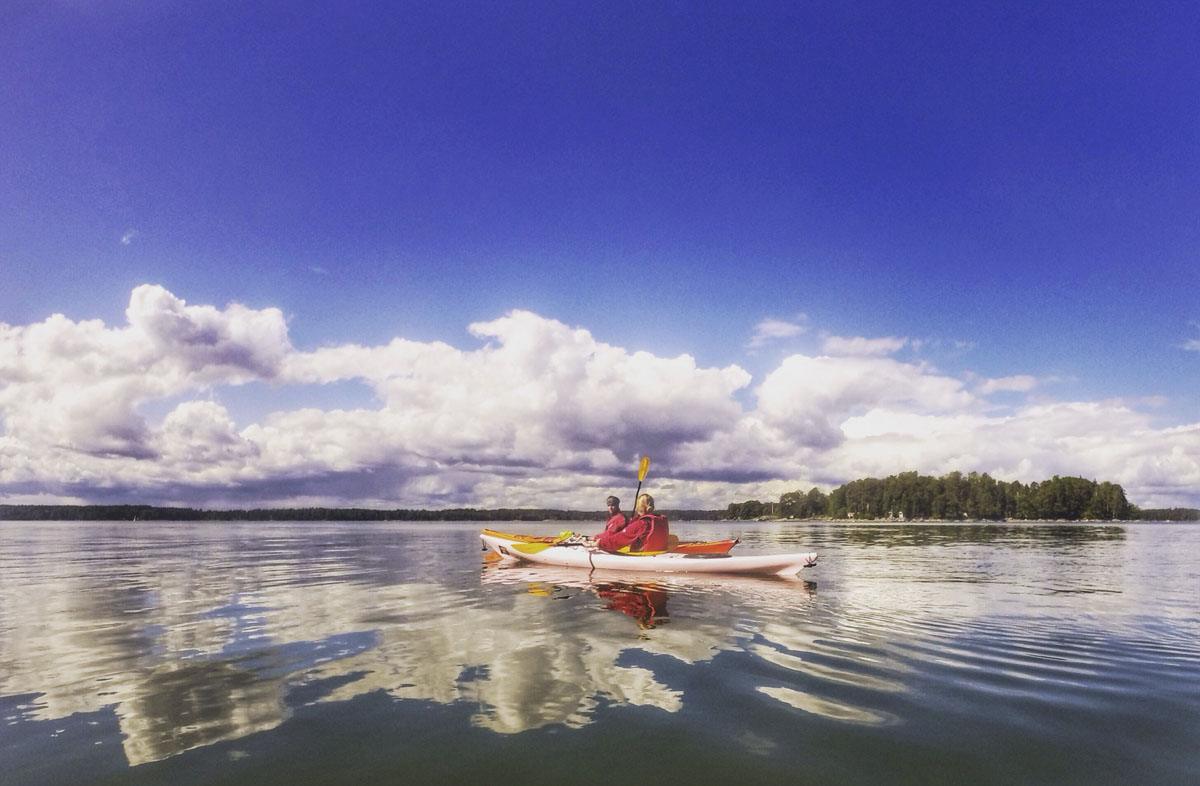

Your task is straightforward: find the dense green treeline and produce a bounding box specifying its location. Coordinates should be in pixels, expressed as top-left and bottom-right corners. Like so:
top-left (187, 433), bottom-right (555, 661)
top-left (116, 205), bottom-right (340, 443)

top-left (0, 505), bottom-right (597, 522)
top-left (0, 504), bottom-right (727, 522)
top-left (728, 472), bottom-right (1147, 521)
top-left (1134, 508), bottom-right (1200, 521)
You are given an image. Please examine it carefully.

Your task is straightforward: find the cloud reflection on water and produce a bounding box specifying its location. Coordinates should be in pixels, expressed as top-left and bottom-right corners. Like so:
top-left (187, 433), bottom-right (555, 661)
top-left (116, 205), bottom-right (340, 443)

top-left (4, 520), bottom-right (1176, 773)
top-left (0, 530), bottom-right (869, 767)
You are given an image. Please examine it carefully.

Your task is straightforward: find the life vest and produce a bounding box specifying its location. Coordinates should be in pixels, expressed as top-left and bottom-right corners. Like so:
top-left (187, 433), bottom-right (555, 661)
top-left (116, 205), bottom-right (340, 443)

top-left (629, 513), bottom-right (670, 552)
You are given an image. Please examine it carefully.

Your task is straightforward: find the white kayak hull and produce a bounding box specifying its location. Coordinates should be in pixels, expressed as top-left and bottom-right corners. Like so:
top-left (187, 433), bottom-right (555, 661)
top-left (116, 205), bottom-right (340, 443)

top-left (481, 533), bottom-right (817, 577)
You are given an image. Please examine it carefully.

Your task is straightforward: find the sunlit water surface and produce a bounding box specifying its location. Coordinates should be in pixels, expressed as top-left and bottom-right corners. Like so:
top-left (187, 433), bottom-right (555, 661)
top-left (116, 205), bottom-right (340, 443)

top-left (1, 520), bottom-right (1197, 785)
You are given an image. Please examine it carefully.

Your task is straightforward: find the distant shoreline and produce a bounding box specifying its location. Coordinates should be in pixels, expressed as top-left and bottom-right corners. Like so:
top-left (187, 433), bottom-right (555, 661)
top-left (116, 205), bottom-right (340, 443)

top-left (0, 504), bottom-right (717, 523)
top-left (1, 504), bottom-right (1195, 523)
top-left (6, 473), bottom-right (1195, 524)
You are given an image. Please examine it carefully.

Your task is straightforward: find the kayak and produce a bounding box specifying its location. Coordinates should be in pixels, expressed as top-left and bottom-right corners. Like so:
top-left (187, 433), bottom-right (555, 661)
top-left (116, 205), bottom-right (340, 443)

top-left (481, 531), bottom-right (817, 577)
top-left (480, 528), bottom-right (739, 555)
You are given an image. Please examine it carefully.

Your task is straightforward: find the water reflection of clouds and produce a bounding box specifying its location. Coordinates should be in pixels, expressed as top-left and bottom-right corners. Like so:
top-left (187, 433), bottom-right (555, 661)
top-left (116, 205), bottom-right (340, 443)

top-left (4, 568), bottom-right (711, 762)
top-left (756, 686), bottom-right (892, 725)
top-left (116, 659), bottom-right (285, 768)
top-left (0, 526), bottom-right (907, 770)
top-left (297, 580), bottom-right (691, 734)
top-left (475, 566), bottom-right (909, 729)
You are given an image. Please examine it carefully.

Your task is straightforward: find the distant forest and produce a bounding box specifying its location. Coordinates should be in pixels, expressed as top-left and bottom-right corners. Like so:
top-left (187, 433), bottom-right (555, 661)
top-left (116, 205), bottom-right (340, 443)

top-left (0, 505), bottom-right (724, 522)
top-left (727, 471), bottom-right (1193, 521)
top-left (1, 472), bottom-right (1196, 522)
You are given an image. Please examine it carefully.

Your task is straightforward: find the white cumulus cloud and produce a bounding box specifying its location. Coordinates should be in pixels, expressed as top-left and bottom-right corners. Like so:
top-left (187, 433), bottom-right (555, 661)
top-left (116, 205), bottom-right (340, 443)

top-left (0, 285), bottom-right (289, 462)
top-left (2, 285), bottom-right (1199, 509)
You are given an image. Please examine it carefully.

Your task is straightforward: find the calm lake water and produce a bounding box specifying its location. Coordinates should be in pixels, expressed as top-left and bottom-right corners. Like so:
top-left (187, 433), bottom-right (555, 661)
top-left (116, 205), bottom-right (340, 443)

top-left (1, 520), bottom-right (1197, 785)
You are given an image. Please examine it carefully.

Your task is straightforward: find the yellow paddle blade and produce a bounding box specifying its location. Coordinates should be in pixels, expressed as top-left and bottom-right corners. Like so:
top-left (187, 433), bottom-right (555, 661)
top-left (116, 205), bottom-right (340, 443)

top-left (637, 455), bottom-right (651, 482)
top-left (510, 541), bottom-right (558, 554)
top-left (509, 531), bottom-right (574, 555)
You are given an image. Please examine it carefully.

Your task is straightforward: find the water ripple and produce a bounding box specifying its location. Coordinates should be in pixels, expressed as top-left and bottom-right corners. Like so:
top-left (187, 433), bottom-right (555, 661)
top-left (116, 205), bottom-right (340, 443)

top-left (1, 520), bottom-right (1198, 785)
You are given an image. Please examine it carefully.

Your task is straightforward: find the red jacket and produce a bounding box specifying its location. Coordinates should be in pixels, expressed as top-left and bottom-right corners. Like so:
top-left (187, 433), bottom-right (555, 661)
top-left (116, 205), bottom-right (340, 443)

top-left (596, 513), bottom-right (670, 552)
top-left (602, 512), bottom-right (627, 533)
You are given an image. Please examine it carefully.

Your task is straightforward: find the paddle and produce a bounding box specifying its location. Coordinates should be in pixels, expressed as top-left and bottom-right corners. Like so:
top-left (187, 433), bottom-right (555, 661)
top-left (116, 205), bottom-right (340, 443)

top-left (632, 455), bottom-right (650, 515)
top-left (508, 529), bottom-right (582, 555)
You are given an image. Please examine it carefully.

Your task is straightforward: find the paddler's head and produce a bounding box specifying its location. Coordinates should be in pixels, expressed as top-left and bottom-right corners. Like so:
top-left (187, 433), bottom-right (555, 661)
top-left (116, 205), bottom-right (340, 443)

top-left (606, 496), bottom-right (621, 513)
top-left (635, 493), bottom-right (654, 515)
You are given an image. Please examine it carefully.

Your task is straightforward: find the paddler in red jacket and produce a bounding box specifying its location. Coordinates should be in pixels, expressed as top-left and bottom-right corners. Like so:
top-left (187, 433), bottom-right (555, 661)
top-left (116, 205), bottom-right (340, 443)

top-left (601, 496), bottom-right (627, 535)
top-left (596, 493), bottom-right (670, 553)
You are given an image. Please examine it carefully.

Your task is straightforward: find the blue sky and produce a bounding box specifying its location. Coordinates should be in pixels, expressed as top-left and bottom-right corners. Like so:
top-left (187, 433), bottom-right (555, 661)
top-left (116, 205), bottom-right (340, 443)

top-left (2, 2), bottom-right (1198, 508)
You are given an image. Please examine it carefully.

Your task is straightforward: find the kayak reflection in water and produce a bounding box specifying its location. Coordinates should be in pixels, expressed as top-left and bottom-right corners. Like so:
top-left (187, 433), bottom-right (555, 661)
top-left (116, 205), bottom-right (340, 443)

top-left (596, 493), bottom-right (671, 553)
top-left (596, 582), bottom-right (670, 629)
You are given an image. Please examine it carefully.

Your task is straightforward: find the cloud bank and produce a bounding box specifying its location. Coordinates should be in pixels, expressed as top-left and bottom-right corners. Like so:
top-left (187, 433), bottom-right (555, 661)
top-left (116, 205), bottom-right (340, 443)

top-left (2, 285), bottom-right (1198, 508)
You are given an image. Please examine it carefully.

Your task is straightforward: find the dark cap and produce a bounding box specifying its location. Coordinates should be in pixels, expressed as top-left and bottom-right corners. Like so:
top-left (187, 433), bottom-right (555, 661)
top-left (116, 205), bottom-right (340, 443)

top-left (605, 496), bottom-right (620, 507)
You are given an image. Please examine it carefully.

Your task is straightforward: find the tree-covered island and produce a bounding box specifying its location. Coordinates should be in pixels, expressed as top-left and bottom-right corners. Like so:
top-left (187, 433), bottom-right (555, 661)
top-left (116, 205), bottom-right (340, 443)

top-left (1, 471), bottom-right (1195, 522)
top-left (727, 471), bottom-right (1195, 521)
